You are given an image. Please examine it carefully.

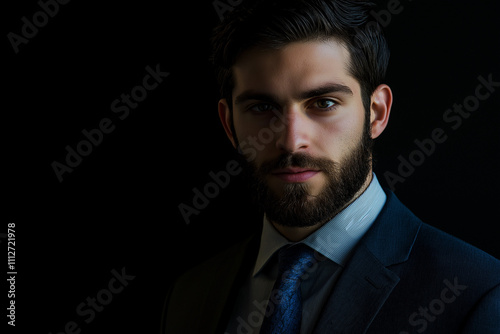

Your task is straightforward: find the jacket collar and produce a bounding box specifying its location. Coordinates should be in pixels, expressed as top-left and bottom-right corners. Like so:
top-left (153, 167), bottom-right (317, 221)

top-left (363, 190), bottom-right (422, 266)
top-left (313, 189), bottom-right (422, 333)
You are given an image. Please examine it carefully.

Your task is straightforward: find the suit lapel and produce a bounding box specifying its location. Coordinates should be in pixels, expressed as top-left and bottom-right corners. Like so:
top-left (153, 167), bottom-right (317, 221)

top-left (313, 190), bottom-right (422, 333)
top-left (313, 244), bottom-right (400, 333)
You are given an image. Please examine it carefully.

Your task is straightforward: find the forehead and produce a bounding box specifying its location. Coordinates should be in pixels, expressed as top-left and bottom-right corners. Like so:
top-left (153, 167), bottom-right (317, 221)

top-left (232, 40), bottom-right (359, 98)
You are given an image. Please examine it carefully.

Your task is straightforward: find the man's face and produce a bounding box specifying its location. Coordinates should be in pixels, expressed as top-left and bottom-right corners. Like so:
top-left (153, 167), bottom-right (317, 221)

top-left (221, 40), bottom-right (375, 227)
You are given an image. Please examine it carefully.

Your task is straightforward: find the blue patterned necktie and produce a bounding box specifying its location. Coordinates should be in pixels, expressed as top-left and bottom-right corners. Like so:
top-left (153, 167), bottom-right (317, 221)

top-left (260, 243), bottom-right (316, 334)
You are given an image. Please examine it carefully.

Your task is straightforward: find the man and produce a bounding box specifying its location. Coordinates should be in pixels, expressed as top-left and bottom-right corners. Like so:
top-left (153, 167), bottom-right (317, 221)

top-left (162, 0), bottom-right (500, 333)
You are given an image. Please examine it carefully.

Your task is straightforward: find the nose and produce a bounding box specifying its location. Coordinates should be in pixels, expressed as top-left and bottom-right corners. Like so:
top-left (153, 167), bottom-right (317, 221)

top-left (275, 108), bottom-right (310, 154)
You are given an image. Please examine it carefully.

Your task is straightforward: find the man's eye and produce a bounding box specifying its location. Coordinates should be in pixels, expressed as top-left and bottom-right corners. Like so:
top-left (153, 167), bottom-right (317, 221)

top-left (313, 99), bottom-right (337, 110)
top-left (250, 103), bottom-right (275, 113)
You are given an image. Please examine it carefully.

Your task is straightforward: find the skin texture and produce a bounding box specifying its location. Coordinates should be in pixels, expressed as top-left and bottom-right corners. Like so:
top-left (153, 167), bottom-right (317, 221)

top-left (219, 40), bottom-right (393, 241)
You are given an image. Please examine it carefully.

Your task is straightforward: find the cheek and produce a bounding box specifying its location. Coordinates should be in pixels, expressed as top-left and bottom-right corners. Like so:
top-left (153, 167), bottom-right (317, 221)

top-left (233, 110), bottom-right (266, 136)
top-left (233, 113), bottom-right (277, 164)
top-left (314, 112), bottom-right (365, 158)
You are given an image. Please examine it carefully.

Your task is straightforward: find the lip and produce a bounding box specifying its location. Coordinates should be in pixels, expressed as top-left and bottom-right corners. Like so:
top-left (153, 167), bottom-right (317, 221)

top-left (271, 168), bottom-right (320, 183)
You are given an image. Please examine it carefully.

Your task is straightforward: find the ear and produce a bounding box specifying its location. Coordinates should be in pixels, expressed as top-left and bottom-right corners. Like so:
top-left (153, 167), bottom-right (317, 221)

top-left (218, 98), bottom-right (237, 148)
top-left (370, 84), bottom-right (393, 139)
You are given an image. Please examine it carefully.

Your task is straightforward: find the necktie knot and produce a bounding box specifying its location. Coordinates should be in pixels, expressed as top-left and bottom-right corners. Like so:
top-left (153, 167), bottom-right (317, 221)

top-left (277, 244), bottom-right (316, 283)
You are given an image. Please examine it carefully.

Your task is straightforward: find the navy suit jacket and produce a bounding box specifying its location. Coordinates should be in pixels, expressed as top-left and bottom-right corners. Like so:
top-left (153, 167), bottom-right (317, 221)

top-left (162, 190), bottom-right (500, 333)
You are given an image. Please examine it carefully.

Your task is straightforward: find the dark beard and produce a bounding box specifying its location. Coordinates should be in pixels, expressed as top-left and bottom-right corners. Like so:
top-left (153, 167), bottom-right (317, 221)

top-left (240, 121), bottom-right (373, 228)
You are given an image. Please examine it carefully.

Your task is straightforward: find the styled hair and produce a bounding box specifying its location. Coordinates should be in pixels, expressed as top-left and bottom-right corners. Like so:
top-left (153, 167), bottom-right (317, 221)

top-left (210, 0), bottom-right (390, 113)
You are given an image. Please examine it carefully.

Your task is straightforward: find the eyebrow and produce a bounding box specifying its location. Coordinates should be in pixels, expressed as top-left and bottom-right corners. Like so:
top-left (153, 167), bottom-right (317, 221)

top-left (234, 83), bottom-right (354, 105)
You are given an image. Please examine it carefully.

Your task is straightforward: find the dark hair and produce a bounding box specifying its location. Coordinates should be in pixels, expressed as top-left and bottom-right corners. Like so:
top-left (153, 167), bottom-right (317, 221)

top-left (210, 0), bottom-right (390, 113)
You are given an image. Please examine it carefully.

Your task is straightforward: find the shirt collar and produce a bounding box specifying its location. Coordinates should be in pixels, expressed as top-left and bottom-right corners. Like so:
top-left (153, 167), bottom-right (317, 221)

top-left (252, 173), bottom-right (386, 276)
top-left (252, 216), bottom-right (291, 277)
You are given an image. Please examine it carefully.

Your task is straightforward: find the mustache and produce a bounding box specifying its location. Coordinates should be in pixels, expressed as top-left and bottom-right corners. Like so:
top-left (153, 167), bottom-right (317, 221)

top-left (257, 153), bottom-right (336, 176)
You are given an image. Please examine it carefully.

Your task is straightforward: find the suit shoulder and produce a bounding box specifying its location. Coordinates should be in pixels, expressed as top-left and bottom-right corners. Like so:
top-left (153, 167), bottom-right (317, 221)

top-left (380, 189), bottom-right (500, 273)
top-left (418, 222), bottom-right (500, 267)
top-left (407, 221), bottom-right (500, 293)
top-left (377, 190), bottom-right (500, 289)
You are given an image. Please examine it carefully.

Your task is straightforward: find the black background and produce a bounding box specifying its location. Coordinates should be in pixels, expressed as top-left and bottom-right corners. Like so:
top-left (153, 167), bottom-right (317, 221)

top-left (3, 0), bottom-right (500, 333)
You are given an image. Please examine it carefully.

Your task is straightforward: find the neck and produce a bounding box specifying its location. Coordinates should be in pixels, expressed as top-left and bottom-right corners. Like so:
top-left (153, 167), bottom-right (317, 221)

top-left (271, 172), bottom-right (374, 242)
